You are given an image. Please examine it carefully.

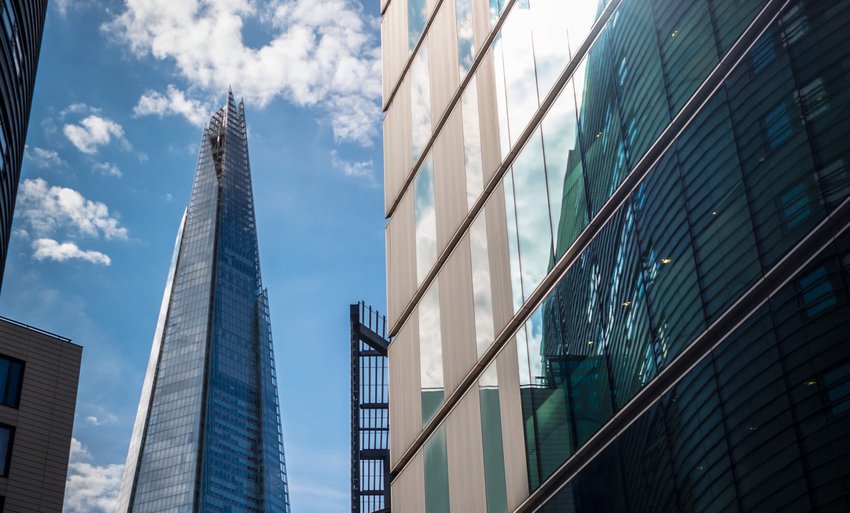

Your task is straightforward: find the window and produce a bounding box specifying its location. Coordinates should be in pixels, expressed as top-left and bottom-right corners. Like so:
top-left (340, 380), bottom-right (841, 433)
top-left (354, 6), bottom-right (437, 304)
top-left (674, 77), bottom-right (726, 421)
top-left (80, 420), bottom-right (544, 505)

top-left (0, 424), bottom-right (13, 477)
top-left (0, 356), bottom-right (24, 408)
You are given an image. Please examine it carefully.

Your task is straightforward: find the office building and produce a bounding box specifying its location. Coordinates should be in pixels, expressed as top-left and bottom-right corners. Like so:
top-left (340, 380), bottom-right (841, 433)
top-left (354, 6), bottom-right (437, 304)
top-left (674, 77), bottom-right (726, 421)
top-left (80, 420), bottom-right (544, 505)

top-left (0, 316), bottom-right (81, 512)
top-left (0, 0), bottom-right (47, 290)
top-left (381, 0), bottom-right (850, 511)
top-left (116, 92), bottom-right (291, 513)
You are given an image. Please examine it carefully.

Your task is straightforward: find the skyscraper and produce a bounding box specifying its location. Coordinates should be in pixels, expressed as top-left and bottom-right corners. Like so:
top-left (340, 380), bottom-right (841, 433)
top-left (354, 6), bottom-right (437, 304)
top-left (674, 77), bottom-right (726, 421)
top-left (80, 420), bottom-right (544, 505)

top-left (116, 92), bottom-right (290, 513)
top-left (0, 0), bottom-right (48, 290)
top-left (381, 0), bottom-right (850, 512)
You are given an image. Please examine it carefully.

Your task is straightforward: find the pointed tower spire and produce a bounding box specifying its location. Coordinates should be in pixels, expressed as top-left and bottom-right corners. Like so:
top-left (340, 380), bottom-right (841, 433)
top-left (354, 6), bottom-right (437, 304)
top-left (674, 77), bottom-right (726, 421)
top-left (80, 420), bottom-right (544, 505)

top-left (115, 94), bottom-right (290, 513)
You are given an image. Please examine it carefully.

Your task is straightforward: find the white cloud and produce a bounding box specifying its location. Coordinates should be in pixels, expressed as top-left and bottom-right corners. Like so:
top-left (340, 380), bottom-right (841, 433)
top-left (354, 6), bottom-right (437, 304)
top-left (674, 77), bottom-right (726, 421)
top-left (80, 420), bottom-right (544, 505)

top-left (61, 103), bottom-right (101, 118)
top-left (134, 85), bottom-right (212, 126)
top-left (330, 149), bottom-right (374, 181)
top-left (85, 414), bottom-right (118, 426)
top-left (104, 0), bottom-right (381, 145)
top-left (92, 162), bottom-right (123, 177)
top-left (64, 438), bottom-right (123, 513)
top-left (55, 0), bottom-right (71, 15)
top-left (25, 146), bottom-right (67, 169)
top-left (63, 115), bottom-right (126, 154)
top-left (33, 239), bottom-right (112, 265)
top-left (17, 178), bottom-right (128, 240)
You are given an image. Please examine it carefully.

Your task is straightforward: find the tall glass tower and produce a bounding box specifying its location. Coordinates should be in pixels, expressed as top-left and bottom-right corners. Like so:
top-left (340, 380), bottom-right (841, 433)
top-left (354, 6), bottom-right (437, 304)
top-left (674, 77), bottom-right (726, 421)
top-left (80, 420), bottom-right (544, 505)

top-left (116, 92), bottom-right (290, 513)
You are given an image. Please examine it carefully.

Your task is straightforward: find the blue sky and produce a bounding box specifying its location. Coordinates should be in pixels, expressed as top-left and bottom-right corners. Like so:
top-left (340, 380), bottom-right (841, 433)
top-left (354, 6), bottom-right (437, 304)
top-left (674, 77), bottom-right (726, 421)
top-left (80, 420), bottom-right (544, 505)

top-left (0, 1), bottom-right (386, 511)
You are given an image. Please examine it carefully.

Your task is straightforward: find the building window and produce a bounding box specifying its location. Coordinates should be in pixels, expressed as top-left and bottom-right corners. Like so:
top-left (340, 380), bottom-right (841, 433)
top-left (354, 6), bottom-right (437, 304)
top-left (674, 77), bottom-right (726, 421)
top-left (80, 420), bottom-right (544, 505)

top-left (0, 424), bottom-right (14, 477)
top-left (0, 356), bottom-right (24, 408)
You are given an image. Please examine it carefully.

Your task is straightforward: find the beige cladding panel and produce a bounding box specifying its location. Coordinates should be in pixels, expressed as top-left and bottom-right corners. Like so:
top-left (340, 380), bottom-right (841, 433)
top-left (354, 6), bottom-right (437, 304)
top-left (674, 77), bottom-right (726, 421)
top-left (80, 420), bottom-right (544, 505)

top-left (391, 450), bottom-right (426, 513)
top-left (382, 0), bottom-right (408, 105)
top-left (496, 337), bottom-right (529, 510)
top-left (427, 0), bottom-right (460, 122)
top-left (382, 0), bottom-right (391, 15)
top-left (485, 182), bottom-right (515, 330)
top-left (475, 53), bottom-right (503, 184)
top-left (446, 389), bottom-right (487, 513)
top-left (387, 188), bottom-right (416, 332)
top-left (471, 0), bottom-right (491, 50)
top-left (0, 321), bottom-right (81, 513)
top-left (388, 316), bottom-right (422, 468)
top-left (384, 78), bottom-right (413, 214)
top-left (433, 107), bottom-right (467, 252)
top-left (438, 235), bottom-right (476, 396)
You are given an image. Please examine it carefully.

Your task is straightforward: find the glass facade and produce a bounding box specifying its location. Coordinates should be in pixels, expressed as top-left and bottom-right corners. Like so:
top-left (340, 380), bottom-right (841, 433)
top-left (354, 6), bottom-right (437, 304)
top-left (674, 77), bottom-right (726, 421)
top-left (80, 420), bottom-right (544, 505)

top-left (116, 93), bottom-right (290, 513)
top-left (0, 0), bottom-right (47, 291)
top-left (542, 230), bottom-right (850, 513)
top-left (383, 0), bottom-right (850, 510)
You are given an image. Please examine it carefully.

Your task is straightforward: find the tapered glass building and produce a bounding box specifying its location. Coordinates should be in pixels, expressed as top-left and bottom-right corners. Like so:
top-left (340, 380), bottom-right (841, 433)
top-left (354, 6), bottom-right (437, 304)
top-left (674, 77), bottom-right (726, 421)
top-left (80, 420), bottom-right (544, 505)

top-left (381, 0), bottom-right (850, 512)
top-left (116, 92), bottom-right (290, 513)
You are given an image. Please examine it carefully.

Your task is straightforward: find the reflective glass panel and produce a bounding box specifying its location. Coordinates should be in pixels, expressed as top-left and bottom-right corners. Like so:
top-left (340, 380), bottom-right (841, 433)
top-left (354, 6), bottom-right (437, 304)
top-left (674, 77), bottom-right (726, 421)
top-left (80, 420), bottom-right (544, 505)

top-left (470, 214), bottom-right (495, 357)
top-left (411, 41), bottom-right (432, 166)
top-left (409, 0), bottom-right (427, 51)
top-left (419, 285), bottom-right (444, 425)
top-left (456, 0), bottom-right (475, 76)
top-left (415, 157), bottom-right (437, 284)
top-left (479, 365), bottom-right (507, 513)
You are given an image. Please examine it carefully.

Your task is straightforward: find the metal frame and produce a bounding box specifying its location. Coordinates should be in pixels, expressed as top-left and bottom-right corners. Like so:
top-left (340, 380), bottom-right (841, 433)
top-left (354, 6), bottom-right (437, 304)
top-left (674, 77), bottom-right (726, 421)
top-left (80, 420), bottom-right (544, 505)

top-left (350, 302), bottom-right (391, 513)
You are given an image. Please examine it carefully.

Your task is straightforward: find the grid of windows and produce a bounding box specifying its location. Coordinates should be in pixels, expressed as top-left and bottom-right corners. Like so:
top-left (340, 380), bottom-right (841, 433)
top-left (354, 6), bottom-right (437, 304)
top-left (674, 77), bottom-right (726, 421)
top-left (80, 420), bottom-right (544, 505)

top-left (0, 0), bottom-right (47, 291)
top-left (541, 230), bottom-right (850, 512)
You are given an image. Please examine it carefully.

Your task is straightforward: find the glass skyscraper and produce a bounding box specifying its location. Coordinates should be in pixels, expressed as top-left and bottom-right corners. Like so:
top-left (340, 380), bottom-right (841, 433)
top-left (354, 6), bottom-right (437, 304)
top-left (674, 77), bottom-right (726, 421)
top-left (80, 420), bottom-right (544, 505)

top-left (381, 0), bottom-right (850, 512)
top-left (116, 92), bottom-right (290, 513)
top-left (0, 0), bottom-right (48, 290)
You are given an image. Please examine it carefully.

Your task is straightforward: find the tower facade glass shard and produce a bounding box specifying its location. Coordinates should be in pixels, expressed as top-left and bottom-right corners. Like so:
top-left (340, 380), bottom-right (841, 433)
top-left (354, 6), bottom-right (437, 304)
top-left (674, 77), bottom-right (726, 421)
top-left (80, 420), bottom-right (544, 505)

top-left (116, 92), bottom-right (290, 513)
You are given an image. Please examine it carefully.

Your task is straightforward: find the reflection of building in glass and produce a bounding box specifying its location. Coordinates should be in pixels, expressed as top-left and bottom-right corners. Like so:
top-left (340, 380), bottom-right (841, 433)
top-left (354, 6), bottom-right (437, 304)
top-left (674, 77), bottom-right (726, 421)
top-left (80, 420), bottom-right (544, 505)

top-left (350, 302), bottom-right (391, 513)
top-left (0, 1), bottom-right (47, 290)
top-left (116, 92), bottom-right (290, 513)
top-left (382, 0), bottom-right (850, 511)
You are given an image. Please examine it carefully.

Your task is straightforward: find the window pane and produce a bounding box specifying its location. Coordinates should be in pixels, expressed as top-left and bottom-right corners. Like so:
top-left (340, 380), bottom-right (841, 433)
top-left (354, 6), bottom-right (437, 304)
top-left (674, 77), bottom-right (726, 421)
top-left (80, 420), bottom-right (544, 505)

top-left (411, 42), bottom-right (432, 166)
top-left (419, 285), bottom-right (444, 425)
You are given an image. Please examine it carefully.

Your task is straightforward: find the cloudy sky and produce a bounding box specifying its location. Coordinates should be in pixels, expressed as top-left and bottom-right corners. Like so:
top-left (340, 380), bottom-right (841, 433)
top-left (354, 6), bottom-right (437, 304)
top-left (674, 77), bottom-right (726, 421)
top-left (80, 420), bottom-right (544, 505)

top-left (0, 1), bottom-right (386, 511)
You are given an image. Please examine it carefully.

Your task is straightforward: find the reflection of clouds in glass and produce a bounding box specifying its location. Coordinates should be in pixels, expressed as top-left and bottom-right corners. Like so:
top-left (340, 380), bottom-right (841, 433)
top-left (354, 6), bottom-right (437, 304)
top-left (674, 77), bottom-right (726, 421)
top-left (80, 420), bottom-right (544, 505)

top-left (516, 310), bottom-right (544, 387)
top-left (542, 80), bottom-right (580, 242)
top-left (573, 58), bottom-right (589, 117)
top-left (456, 0), bottom-right (475, 76)
top-left (529, 0), bottom-right (571, 97)
top-left (480, 363), bottom-right (498, 389)
top-left (489, 0), bottom-right (507, 26)
top-left (500, 7), bottom-right (539, 146)
top-left (492, 37), bottom-right (512, 159)
top-left (512, 132), bottom-right (554, 301)
top-left (470, 214), bottom-right (494, 358)
top-left (408, 0), bottom-right (428, 51)
top-left (516, 323), bottom-right (532, 386)
top-left (462, 80), bottom-right (484, 210)
top-left (526, 309), bottom-right (544, 383)
top-left (411, 42), bottom-right (432, 165)
top-left (503, 175), bottom-right (525, 313)
top-left (415, 158), bottom-right (438, 284)
top-left (419, 285), bottom-right (444, 390)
